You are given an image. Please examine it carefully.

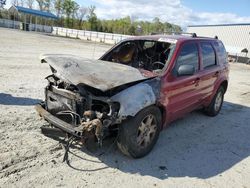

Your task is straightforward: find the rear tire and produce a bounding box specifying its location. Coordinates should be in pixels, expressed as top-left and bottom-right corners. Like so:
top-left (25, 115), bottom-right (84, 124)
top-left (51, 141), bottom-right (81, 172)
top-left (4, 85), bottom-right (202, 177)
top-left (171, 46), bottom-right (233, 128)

top-left (205, 86), bottom-right (225, 116)
top-left (117, 106), bottom-right (162, 158)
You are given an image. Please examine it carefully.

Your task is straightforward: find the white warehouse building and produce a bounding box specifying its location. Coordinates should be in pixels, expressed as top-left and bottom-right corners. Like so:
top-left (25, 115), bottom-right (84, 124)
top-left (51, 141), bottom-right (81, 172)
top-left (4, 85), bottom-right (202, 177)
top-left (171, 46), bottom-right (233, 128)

top-left (187, 23), bottom-right (250, 61)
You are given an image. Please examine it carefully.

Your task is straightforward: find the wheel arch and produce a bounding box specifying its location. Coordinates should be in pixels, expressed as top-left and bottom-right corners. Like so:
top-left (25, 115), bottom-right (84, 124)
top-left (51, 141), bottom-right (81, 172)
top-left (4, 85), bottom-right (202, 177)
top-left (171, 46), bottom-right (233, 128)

top-left (157, 104), bottom-right (167, 129)
top-left (220, 80), bottom-right (228, 93)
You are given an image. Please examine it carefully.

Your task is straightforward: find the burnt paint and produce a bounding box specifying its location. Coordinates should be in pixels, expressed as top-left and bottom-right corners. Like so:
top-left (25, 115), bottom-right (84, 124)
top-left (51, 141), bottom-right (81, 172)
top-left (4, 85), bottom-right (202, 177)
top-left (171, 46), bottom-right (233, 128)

top-left (111, 78), bottom-right (161, 118)
top-left (40, 54), bottom-right (155, 92)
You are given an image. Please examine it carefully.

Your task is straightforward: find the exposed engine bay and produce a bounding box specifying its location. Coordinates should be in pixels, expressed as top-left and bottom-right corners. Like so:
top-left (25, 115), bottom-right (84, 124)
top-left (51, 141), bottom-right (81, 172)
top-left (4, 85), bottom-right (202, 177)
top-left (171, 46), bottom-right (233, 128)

top-left (41, 74), bottom-right (122, 146)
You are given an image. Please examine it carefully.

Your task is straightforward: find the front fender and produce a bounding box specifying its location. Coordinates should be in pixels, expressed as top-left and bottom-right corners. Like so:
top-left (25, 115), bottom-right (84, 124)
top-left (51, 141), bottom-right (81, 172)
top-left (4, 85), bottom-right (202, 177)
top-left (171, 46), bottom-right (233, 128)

top-left (111, 78), bottom-right (161, 118)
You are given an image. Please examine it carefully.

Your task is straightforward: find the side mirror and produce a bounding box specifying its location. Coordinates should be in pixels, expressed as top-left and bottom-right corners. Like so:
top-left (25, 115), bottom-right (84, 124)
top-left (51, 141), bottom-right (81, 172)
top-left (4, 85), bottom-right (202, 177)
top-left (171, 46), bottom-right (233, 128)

top-left (177, 64), bottom-right (195, 76)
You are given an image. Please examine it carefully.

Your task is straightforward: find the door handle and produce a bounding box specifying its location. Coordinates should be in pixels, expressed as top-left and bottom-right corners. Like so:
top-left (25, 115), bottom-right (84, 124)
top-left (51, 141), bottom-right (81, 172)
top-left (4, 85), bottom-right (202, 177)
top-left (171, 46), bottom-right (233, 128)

top-left (214, 71), bottom-right (219, 77)
top-left (192, 77), bottom-right (200, 85)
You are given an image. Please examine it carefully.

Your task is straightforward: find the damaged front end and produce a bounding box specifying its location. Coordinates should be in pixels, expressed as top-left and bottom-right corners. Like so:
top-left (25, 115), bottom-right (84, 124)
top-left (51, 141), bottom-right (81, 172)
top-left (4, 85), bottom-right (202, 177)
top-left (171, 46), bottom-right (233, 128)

top-left (36, 55), bottom-right (160, 147)
top-left (36, 76), bottom-right (121, 146)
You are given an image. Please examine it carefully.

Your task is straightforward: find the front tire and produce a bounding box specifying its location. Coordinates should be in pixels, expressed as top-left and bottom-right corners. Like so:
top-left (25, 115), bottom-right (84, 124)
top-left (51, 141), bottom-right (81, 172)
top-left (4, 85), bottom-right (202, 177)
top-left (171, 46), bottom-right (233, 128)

top-left (117, 106), bottom-right (162, 158)
top-left (205, 86), bottom-right (225, 116)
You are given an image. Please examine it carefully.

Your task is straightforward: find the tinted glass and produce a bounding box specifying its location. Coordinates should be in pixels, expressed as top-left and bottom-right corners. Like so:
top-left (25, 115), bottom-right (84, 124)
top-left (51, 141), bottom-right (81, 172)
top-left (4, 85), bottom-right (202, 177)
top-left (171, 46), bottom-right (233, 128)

top-left (214, 41), bottom-right (227, 64)
top-left (175, 43), bottom-right (199, 72)
top-left (201, 43), bottom-right (216, 68)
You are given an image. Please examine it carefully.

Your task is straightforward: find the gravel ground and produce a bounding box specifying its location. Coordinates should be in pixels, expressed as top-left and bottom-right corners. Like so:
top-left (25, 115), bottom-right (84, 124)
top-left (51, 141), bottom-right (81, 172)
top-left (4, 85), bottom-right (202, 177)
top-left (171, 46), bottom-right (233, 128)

top-left (0, 27), bottom-right (250, 188)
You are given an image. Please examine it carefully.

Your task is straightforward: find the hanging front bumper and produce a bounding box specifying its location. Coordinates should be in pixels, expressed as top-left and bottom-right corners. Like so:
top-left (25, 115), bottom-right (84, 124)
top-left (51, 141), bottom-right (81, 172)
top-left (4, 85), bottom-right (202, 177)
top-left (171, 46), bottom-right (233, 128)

top-left (35, 103), bottom-right (83, 138)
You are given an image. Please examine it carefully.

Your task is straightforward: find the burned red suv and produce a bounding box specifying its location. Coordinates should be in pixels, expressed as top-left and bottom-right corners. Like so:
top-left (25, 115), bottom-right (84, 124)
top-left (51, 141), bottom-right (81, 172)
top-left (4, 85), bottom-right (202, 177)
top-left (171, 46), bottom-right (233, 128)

top-left (36, 33), bottom-right (229, 158)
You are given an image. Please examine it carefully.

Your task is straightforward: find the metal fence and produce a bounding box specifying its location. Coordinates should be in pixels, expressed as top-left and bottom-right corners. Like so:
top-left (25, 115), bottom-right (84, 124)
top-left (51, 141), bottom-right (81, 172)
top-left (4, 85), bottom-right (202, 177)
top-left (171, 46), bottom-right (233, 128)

top-left (52, 27), bottom-right (132, 44)
top-left (0, 18), bottom-right (20, 29)
top-left (0, 19), bottom-right (132, 44)
top-left (0, 18), bottom-right (53, 33)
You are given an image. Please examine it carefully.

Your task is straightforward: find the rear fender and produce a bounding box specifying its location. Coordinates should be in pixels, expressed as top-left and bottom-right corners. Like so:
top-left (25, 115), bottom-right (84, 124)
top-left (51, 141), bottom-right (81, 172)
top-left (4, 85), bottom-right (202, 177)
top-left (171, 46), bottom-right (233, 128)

top-left (205, 77), bottom-right (228, 106)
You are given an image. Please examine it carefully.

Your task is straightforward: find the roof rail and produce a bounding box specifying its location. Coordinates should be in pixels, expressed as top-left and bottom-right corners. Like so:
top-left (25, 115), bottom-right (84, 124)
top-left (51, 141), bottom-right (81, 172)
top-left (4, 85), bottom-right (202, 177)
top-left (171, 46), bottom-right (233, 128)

top-left (179, 32), bottom-right (197, 37)
top-left (150, 32), bottom-right (219, 39)
top-left (165, 32), bottom-right (198, 37)
top-left (151, 32), bottom-right (197, 37)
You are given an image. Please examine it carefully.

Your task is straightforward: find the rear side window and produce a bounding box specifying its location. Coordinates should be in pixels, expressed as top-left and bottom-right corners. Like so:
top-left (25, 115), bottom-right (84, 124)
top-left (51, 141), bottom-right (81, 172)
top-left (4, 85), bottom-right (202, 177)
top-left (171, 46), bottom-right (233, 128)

top-left (201, 43), bottom-right (216, 68)
top-left (175, 43), bottom-right (199, 72)
top-left (214, 41), bottom-right (227, 64)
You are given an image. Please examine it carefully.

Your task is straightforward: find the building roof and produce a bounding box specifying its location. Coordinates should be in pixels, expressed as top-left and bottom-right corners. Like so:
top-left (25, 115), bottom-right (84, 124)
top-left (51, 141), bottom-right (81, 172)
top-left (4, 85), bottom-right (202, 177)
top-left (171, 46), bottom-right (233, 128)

top-left (9, 5), bottom-right (58, 19)
top-left (188, 23), bottom-right (250, 27)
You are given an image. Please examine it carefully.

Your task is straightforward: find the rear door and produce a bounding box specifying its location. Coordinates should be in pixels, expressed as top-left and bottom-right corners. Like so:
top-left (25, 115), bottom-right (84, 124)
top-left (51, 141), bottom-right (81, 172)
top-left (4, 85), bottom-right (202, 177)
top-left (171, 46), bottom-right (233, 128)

top-left (198, 41), bottom-right (221, 100)
top-left (165, 41), bottom-right (203, 120)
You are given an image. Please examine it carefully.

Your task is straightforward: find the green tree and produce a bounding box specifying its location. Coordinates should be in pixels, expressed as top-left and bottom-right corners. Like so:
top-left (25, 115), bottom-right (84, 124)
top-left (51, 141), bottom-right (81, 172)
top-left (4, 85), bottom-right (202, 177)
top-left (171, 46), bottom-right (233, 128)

top-left (55, 0), bottom-right (64, 17)
top-left (30, 1), bottom-right (182, 35)
top-left (128, 25), bottom-right (136, 35)
top-left (72, 1), bottom-right (79, 27)
top-left (87, 5), bottom-right (98, 31)
top-left (62, 0), bottom-right (78, 27)
top-left (0, 0), bottom-right (6, 19)
top-left (76, 6), bottom-right (87, 29)
top-left (152, 17), bottom-right (164, 33)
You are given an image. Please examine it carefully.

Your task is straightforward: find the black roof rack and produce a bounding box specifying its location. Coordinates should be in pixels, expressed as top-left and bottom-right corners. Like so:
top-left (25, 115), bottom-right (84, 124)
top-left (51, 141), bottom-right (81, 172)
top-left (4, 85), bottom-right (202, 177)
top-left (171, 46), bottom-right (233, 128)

top-left (150, 32), bottom-right (219, 39)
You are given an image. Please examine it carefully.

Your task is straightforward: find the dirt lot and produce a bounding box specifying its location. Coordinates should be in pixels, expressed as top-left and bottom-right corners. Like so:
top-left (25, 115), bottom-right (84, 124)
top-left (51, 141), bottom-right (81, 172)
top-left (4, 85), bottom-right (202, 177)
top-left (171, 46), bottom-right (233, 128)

top-left (0, 27), bottom-right (250, 188)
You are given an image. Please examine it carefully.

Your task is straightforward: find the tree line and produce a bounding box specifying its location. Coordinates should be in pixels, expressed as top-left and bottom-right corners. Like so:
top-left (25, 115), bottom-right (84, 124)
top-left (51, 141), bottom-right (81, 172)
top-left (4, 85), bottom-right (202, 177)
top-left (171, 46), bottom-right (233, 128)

top-left (0, 0), bottom-right (182, 35)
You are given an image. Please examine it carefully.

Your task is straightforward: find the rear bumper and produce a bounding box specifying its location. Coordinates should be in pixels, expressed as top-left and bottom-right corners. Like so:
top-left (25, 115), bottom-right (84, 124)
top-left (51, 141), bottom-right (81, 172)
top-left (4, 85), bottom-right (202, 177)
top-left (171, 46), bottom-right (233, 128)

top-left (35, 104), bottom-right (82, 137)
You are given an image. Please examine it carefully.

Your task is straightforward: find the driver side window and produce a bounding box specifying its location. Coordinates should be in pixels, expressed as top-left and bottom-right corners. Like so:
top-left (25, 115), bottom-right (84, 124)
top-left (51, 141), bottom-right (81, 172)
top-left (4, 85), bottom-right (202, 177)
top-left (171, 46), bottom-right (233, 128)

top-left (174, 43), bottom-right (199, 74)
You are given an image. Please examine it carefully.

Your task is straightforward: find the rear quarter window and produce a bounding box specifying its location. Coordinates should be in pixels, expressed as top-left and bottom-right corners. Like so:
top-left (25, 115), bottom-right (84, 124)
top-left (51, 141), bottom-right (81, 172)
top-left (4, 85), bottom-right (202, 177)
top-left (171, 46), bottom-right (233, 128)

top-left (201, 42), bottom-right (216, 69)
top-left (214, 41), bottom-right (228, 64)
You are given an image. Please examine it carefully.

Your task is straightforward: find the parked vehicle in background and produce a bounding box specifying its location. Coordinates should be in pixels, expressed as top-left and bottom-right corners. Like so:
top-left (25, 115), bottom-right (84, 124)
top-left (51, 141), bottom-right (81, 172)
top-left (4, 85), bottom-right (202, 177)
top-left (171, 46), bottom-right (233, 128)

top-left (36, 33), bottom-right (229, 158)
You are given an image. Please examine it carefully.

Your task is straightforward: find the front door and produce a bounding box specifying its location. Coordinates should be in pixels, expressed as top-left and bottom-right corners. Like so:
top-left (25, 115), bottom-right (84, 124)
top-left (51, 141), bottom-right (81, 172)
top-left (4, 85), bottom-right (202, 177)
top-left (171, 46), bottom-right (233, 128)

top-left (162, 42), bottom-right (202, 122)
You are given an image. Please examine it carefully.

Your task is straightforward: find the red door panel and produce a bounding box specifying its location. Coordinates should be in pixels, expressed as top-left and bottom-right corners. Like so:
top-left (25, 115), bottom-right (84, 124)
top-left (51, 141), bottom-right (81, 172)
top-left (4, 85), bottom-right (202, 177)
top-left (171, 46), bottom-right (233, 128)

top-left (164, 75), bottom-right (201, 120)
top-left (199, 66), bottom-right (220, 100)
top-left (160, 41), bottom-right (203, 123)
top-left (199, 42), bottom-right (221, 102)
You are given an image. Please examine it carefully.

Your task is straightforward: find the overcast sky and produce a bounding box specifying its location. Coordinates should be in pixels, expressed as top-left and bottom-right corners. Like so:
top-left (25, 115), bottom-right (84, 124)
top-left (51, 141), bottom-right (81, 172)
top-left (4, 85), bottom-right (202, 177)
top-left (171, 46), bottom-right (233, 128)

top-left (6, 0), bottom-right (250, 28)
